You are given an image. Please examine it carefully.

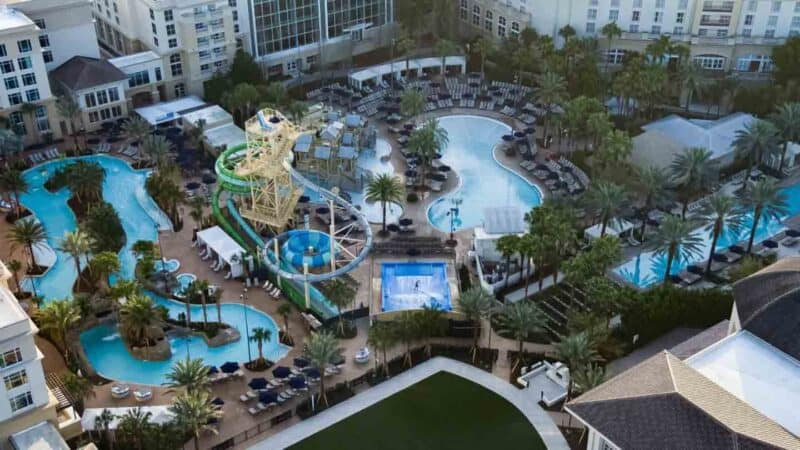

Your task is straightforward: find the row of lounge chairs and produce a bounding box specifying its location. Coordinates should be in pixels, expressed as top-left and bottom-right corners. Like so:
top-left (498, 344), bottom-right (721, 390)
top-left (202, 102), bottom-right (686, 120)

top-left (27, 148), bottom-right (60, 164)
top-left (110, 384), bottom-right (153, 402)
top-left (262, 279), bottom-right (283, 299)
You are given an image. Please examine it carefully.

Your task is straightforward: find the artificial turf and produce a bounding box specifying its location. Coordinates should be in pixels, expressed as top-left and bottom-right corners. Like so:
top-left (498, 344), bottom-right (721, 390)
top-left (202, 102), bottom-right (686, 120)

top-left (289, 371), bottom-right (547, 450)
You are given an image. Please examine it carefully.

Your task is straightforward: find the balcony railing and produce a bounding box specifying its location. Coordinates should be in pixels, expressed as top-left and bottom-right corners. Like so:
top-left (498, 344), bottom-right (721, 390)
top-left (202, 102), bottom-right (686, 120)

top-left (702, 1), bottom-right (734, 12)
top-left (700, 18), bottom-right (731, 26)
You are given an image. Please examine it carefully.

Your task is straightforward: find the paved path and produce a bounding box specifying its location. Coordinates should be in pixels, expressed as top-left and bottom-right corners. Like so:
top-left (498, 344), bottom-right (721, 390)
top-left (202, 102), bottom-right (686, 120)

top-left (504, 272), bottom-right (564, 302)
top-left (248, 357), bottom-right (570, 450)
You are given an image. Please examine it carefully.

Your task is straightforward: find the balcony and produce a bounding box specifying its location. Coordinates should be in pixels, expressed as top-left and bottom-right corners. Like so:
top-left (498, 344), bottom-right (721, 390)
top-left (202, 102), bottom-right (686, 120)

top-left (700, 18), bottom-right (731, 27)
top-left (702, 1), bottom-right (734, 12)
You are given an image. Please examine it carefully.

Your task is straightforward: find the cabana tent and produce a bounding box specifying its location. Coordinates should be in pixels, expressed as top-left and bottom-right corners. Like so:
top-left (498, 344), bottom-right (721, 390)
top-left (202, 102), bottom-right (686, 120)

top-left (348, 56), bottom-right (466, 90)
top-left (197, 226), bottom-right (246, 277)
top-left (135, 95), bottom-right (205, 126)
top-left (584, 218), bottom-right (633, 241)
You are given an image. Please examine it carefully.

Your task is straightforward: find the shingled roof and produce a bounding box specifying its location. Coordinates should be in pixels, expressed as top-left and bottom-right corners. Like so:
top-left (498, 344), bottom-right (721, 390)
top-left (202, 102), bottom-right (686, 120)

top-left (566, 352), bottom-right (800, 450)
top-left (50, 56), bottom-right (127, 92)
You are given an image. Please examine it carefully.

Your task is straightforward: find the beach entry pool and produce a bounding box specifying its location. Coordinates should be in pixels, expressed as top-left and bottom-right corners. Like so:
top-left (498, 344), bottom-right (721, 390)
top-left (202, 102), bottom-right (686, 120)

top-left (614, 182), bottom-right (800, 288)
top-left (426, 116), bottom-right (543, 232)
top-left (381, 262), bottom-right (452, 312)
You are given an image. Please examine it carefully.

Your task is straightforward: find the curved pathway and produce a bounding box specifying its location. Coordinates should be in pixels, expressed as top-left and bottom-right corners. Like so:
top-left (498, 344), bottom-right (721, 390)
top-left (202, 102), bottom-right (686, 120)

top-left (249, 357), bottom-right (569, 450)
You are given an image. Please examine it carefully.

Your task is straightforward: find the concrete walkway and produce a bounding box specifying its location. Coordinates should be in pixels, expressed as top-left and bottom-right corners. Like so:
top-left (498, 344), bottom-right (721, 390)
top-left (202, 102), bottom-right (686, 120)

top-left (249, 357), bottom-right (569, 450)
top-left (504, 272), bottom-right (564, 302)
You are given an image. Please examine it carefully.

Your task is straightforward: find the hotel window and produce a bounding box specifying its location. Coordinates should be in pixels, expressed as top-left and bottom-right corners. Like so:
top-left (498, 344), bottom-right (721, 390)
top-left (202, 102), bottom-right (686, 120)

top-left (699, 28), bottom-right (709, 35)
top-left (164, 9), bottom-right (173, 21)
top-left (676, 12), bottom-right (684, 23)
top-left (511, 22), bottom-right (520, 35)
top-left (200, 63), bottom-right (210, 73)
top-left (111, 105), bottom-right (122, 117)
top-left (742, 28), bottom-right (752, 36)
top-left (768, 16), bottom-right (778, 27)
top-left (38, 35), bottom-right (49, 48)
top-left (199, 50), bottom-right (211, 60)
top-left (716, 29), bottom-right (727, 37)
top-left (34, 18), bottom-right (45, 29)
top-left (796, 1), bottom-right (800, 12)
top-left (460, 0), bottom-right (467, 20)
top-left (108, 87), bottom-right (119, 102)
top-left (25, 89), bottom-right (40, 102)
top-left (654, 11), bottom-right (662, 23)
top-left (674, 26), bottom-right (684, 35)
top-left (167, 24), bottom-right (175, 36)
top-left (3, 370), bottom-right (27, 390)
top-left (793, 16), bottom-right (800, 28)
top-left (747, 0), bottom-right (756, 11)
top-left (0, 44), bottom-right (5, 57)
top-left (498, 15), bottom-right (506, 37)
top-left (629, 24), bottom-right (639, 32)
top-left (0, 348), bottom-right (22, 367)
top-left (229, 0), bottom-right (237, 6)
top-left (84, 92), bottom-right (96, 107)
top-left (88, 111), bottom-right (99, 123)
top-left (652, 25), bottom-right (661, 34)
top-left (197, 36), bottom-right (209, 47)
top-left (9, 111), bottom-right (25, 134)
top-left (744, 14), bottom-right (753, 25)
top-left (609, 10), bottom-right (619, 21)
top-left (168, 38), bottom-right (177, 48)
top-left (633, 0), bottom-right (642, 7)
top-left (155, 67), bottom-right (162, 82)
top-left (772, 1), bottom-right (781, 12)
top-left (484, 16), bottom-right (492, 31)
top-left (149, 8), bottom-right (154, 19)
top-left (655, 0), bottom-right (665, 8)
top-left (765, 29), bottom-right (776, 38)
top-left (586, 22), bottom-right (595, 33)
top-left (0, 60), bottom-right (13, 73)
top-left (151, 23), bottom-right (157, 34)
top-left (587, 9), bottom-right (597, 20)
top-left (4, 76), bottom-right (17, 89)
top-left (170, 53), bottom-right (182, 76)
top-left (96, 90), bottom-right (108, 105)
top-left (21, 73), bottom-right (35, 86)
top-left (607, 48), bottom-right (625, 65)
top-left (472, 5), bottom-right (480, 26)
top-left (100, 108), bottom-right (111, 120)
top-left (9, 391), bottom-right (33, 413)
top-left (128, 70), bottom-right (150, 87)
top-left (9, 92), bottom-right (22, 105)
top-left (17, 57), bottom-right (31, 70)
top-left (632, 11), bottom-right (640, 21)
top-left (694, 55), bottom-right (725, 70)
top-left (174, 83), bottom-right (185, 98)
top-left (153, 37), bottom-right (159, 47)
top-left (17, 40), bottom-right (31, 53)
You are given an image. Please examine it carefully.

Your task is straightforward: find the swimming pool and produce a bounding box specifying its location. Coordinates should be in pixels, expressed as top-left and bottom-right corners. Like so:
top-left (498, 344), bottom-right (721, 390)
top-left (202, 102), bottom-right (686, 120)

top-left (20, 156), bottom-right (172, 301)
top-left (173, 273), bottom-right (197, 296)
top-left (613, 182), bottom-right (800, 288)
top-left (426, 116), bottom-right (543, 232)
top-left (80, 291), bottom-right (288, 385)
top-left (154, 258), bottom-right (181, 274)
top-left (381, 262), bottom-right (452, 312)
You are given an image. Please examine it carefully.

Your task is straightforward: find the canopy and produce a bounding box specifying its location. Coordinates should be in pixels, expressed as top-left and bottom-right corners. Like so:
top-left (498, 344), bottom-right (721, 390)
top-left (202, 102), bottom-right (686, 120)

top-left (197, 226), bottom-right (245, 277)
top-left (348, 56), bottom-right (466, 89)
top-left (135, 96), bottom-right (205, 125)
top-left (584, 218), bottom-right (633, 241)
top-left (204, 123), bottom-right (246, 150)
top-left (220, 361), bottom-right (240, 373)
top-left (293, 358), bottom-right (310, 368)
top-left (259, 391), bottom-right (278, 404)
top-left (249, 378), bottom-right (268, 390)
top-left (272, 366), bottom-right (291, 379)
top-left (289, 376), bottom-right (307, 389)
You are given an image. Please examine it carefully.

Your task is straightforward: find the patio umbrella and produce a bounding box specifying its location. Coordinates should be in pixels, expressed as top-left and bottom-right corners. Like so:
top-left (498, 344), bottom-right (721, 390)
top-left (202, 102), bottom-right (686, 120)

top-left (185, 182), bottom-right (201, 190)
top-left (547, 172), bottom-right (560, 180)
top-left (220, 361), bottom-right (240, 374)
top-left (687, 265), bottom-right (704, 274)
top-left (248, 378), bottom-right (268, 390)
top-left (404, 169), bottom-right (418, 178)
top-left (298, 195), bottom-right (310, 203)
top-left (207, 366), bottom-right (219, 375)
top-left (403, 123), bottom-right (415, 130)
top-left (293, 358), bottom-right (310, 368)
top-left (202, 174), bottom-right (217, 184)
top-left (463, 92), bottom-right (474, 99)
top-left (514, 131), bottom-right (526, 138)
top-left (289, 376), bottom-right (307, 390)
top-left (787, 229), bottom-right (800, 237)
top-left (729, 245), bottom-right (746, 254)
top-left (525, 127), bottom-right (536, 135)
top-left (316, 207), bottom-right (330, 214)
top-left (272, 366), bottom-right (291, 379)
top-left (407, 248), bottom-right (420, 257)
top-left (430, 173), bottom-right (446, 182)
top-left (763, 239), bottom-right (779, 248)
top-left (211, 397), bottom-right (225, 406)
top-left (399, 218), bottom-right (413, 226)
top-left (437, 165), bottom-right (451, 172)
top-left (712, 253), bottom-right (729, 262)
top-left (304, 368), bottom-right (321, 379)
top-left (387, 224), bottom-right (400, 233)
top-left (259, 391), bottom-right (278, 404)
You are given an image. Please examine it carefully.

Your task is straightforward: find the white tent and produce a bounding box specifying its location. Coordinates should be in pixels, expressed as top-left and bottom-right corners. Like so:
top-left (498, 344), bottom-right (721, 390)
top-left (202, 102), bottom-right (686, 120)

top-left (197, 226), bottom-right (246, 277)
top-left (584, 218), bottom-right (633, 241)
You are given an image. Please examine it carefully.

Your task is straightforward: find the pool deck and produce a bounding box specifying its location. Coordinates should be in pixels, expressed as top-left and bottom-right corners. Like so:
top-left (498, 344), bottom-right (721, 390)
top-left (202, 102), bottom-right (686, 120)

top-left (249, 357), bottom-right (569, 450)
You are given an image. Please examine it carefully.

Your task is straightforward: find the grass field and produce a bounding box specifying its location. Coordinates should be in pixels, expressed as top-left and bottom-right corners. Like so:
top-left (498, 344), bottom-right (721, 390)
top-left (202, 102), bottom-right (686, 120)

top-left (289, 372), bottom-right (546, 450)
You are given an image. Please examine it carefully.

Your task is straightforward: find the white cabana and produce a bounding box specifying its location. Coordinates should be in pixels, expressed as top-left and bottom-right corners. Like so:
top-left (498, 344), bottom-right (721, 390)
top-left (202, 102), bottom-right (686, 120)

top-left (81, 406), bottom-right (174, 430)
top-left (197, 226), bottom-right (246, 277)
top-left (584, 218), bottom-right (633, 241)
top-left (134, 95), bottom-right (205, 126)
top-left (204, 123), bottom-right (246, 150)
top-left (348, 56), bottom-right (466, 90)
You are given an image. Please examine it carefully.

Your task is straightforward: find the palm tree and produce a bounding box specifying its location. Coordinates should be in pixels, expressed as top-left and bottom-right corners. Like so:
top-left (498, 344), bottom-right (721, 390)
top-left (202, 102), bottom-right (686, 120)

top-left (6, 259), bottom-right (23, 294)
top-left (122, 116), bottom-right (151, 144)
top-left (186, 118), bottom-right (206, 156)
top-left (62, 371), bottom-right (94, 412)
top-left (223, 82), bottom-right (260, 124)
top-left (458, 287), bottom-right (494, 362)
top-left (770, 102), bottom-right (800, 172)
top-left (584, 182), bottom-right (628, 236)
top-left (733, 119), bottom-right (780, 189)
top-left (305, 330), bottom-right (342, 407)
top-left (680, 61), bottom-right (702, 112)
top-left (140, 135), bottom-right (171, 169)
top-left (95, 408), bottom-right (116, 450)
top-left (670, 147), bottom-right (719, 218)
top-left (496, 301), bottom-right (546, 372)
top-left (496, 234), bottom-right (521, 288)
top-left (119, 294), bottom-right (162, 350)
top-left (648, 215), bottom-right (704, 283)
top-left (170, 390), bottom-right (222, 450)
top-left (554, 332), bottom-right (599, 400)
top-left (434, 39), bottom-right (459, 74)
top-left (56, 95), bottom-right (82, 151)
top-left (416, 305), bottom-right (445, 358)
top-left (187, 196), bottom-right (205, 228)
top-left (286, 101), bottom-right (307, 124)
top-left (700, 193), bottom-right (744, 274)
top-left (395, 37), bottom-right (415, 78)
top-left (395, 311), bottom-right (418, 368)
top-left (400, 89), bottom-right (425, 119)
top-left (558, 24), bottom-right (576, 43)
top-left (88, 251), bottom-right (120, 291)
top-left (58, 229), bottom-right (93, 289)
top-left (325, 278), bottom-right (352, 336)
top-left (163, 358), bottom-right (210, 393)
top-left (277, 302), bottom-right (293, 340)
top-left (739, 179), bottom-right (788, 253)
top-left (407, 119), bottom-right (449, 188)
top-left (597, 130), bottom-right (633, 168)
top-left (193, 279), bottom-right (211, 329)
top-left (249, 327), bottom-right (272, 364)
top-left (0, 169), bottom-right (28, 218)
top-left (367, 322), bottom-right (396, 377)
top-left (365, 174), bottom-right (404, 234)
top-left (117, 407), bottom-right (152, 450)
top-left (534, 71), bottom-right (567, 141)
top-left (34, 299), bottom-right (80, 359)
top-left (572, 364), bottom-right (606, 395)
top-left (601, 22), bottom-right (622, 72)
top-left (471, 37), bottom-right (492, 77)
top-left (637, 166), bottom-right (673, 239)
top-left (7, 219), bottom-right (47, 268)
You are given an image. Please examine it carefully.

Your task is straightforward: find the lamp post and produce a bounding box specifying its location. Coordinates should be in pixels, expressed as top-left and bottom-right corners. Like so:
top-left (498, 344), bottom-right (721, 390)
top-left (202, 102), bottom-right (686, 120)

top-left (241, 287), bottom-right (252, 363)
top-left (445, 197), bottom-right (462, 247)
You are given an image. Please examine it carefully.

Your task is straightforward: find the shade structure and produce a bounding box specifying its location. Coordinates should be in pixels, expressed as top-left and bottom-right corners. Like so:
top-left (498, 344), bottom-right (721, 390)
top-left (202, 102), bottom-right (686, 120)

top-left (272, 366), bottom-right (291, 379)
top-left (399, 218), bottom-right (413, 226)
top-left (293, 358), bottom-right (310, 368)
top-left (787, 229), bottom-right (800, 237)
top-left (289, 376), bottom-right (307, 390)
top-left (763, 239), bottom-right (779, 248)
top-left (220, 361), bottom-right (239, 373)
top-left (211, 397), bottom-right (225, 406)
top-left (304, 368), bottom-right (321, 379)
top-left (259, 391), bottom-right (278, 404)
top-left (207, 366), bottom-right (219, 375)
top-left (248, 378), bottom-right (268, 390)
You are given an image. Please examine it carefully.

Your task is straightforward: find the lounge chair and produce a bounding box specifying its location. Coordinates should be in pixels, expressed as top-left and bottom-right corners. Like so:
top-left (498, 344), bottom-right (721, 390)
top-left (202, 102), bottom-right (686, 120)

top-left (111, 384), bottom-right (130, 399)
top-left (134, 389), bottom-right (153, 402)
top-left (354, 347), bottom-right (370, 364)
top-left (248, 406), bottom-right (261, 416)
top-left (781, 236), bottom-right (799, 247)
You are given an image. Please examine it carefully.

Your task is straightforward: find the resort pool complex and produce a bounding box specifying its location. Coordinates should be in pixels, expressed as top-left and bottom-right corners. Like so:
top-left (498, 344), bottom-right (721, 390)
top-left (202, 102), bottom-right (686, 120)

top-left (427, 116), bottom-right (542, 232)
top-left (614, 182), bottom-right (800, 288)
top-left (381, 262), bottom-right (452, 312)
top-left (20, 156), bottom-right (171, 301)
top-left (80, 291), bottom-right (288, 386)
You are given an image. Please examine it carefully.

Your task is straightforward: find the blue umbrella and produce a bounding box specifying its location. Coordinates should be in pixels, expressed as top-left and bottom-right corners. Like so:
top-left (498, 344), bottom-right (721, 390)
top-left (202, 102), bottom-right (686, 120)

top-left (293, 358), bottom-right (310, 368)
top-left (220, 361), bottom-right (239, 374)
top-left (207, 366), bottom-right (219, 375)
top-left (272, 366), bottom-right (291, 379)
top-left (304, 368), bottom-right (321, 379)
top-left (211, 397), bottom-right (225, 406)
top-left (248, 378), bottom-right (268, 390)
top-left (289, 376), bottom-right (307, 389)
top-left (259, 391), bottom-right (278, 404)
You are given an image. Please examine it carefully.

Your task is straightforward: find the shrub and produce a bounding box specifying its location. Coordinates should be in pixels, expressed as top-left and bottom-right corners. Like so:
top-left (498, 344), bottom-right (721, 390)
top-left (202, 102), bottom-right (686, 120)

top-left (84, 202), bottom-right (126, 252)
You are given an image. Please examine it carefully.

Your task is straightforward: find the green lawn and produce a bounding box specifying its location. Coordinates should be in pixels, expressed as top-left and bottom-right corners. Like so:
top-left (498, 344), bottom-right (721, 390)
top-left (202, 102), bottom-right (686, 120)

top-left (289, 372), bottom-right (546, 450)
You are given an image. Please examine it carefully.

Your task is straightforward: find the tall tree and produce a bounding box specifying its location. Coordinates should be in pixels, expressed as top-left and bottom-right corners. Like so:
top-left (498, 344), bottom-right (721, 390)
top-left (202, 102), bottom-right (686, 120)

top-left (34, 299), bottom-right (80, 360)
top-left (415, 305), bottom-right (446, 358)
top-left (733, 119), bottom-right (780, 189)
top-left (163, 358), bottom-right (211, 393)
top-left (56, 95), bottom-right (82, 150)
top-left (496, 234), bottom-right (521, 288)
top-left (458, 287), bottom-right (494, 362)
top-left (169, 390), bottom-right (222, 450)
top-left (20, 103), bottom-right (40, 144)
top-left (584, 182), bottom-right (628, 236)
top-left (6, 259), bottom-right (23, 294)
top-left (554, 332), bottom-right (600, 399)
top-left (325, 278), bottom-right (352, 337)
top-left (7, 219), bottom-right (47, 268)
top-left (770, 102), bottom-right (800, 172)
top-left (700, 193), bottom-right (744, 274)
top-left (119, 294), bottom-right (162, 350)
top-left (249, 327), bottom-right (272, 364)
top-left (367, 322), bottom-right (396, 377)
top-left (772, 36), bottom-right (800, 86)
top-left (395, 311), bottom-right (418, 368)
top-left (365, 174), bottom-right (404, 234)
top-left (739, 179), bottom-right (788, 253)
top-left (534, 71), bottom-right (567, 141)
top-left (122, 116), bottom-right (151, 144)
top-left (597, 129), bottom-right (633, 168)
top-left (496, 301), bottom-right (546, 372)
top-left (670, 147), bottom-right (719, 218)
top-left (305, 330), bottom-right (342, 407)
top-left (434, 39), bottom-right (459, 75)
top-left (58, 229), bottom-right (93, 289)
top-left (648, 215), bottom-right (704, 283)
top-left (0, 169), bottom-right (28, 218)
top-left (400, 89), bottom-right (425, 119)
top-left (600, 22), bottom-right (622, 72)
top-left (471, 37), bottom-right (492, 78)
top-left (636, 166), bottom-right (673, 239)
top-left (407, 118), bottom-right (449, 188)
top-left (140, 135), bottom-right (171, 170)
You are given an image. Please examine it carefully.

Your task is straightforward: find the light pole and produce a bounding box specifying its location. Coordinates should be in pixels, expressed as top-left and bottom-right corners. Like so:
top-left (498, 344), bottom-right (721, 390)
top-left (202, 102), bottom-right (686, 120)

top-left (241, 287), bottom-right (252, 363)
top-left (445, 197), bottom-right (462, 247)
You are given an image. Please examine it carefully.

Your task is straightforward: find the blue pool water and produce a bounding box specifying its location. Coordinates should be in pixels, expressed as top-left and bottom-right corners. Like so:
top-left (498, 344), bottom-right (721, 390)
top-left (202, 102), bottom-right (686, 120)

top-left (613, 182), bottom-right (800, 288)
top-left (381, 262), bottom-right (452, 312)
top-left (154, 258), bottom-right (180, 273)
top-left (173, 273), bottom-right (197, 296)
top-left (20, 156), bottom-right (171, 301)
top-left (281, 229), bottom-right (334, 268)
top-left (80, 291), bottom-right (288, 386)
top-left (426, 116), bottom-right (543, 232)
